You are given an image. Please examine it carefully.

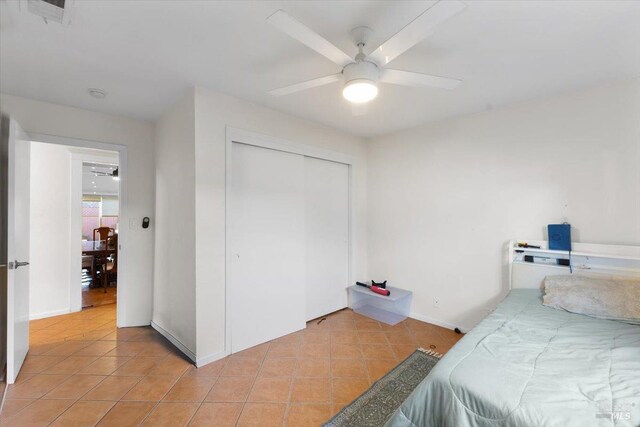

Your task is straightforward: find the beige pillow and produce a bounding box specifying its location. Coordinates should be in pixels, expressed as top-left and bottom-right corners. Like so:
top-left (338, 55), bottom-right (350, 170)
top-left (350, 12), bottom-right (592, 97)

top-left (543, 275), bottom-right (640, 324)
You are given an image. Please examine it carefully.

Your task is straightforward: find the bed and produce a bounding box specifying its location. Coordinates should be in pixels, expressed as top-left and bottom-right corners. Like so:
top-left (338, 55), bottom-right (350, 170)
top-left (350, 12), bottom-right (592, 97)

top-left (386, 289), bottom-right (640, 426)
top-left (386, 241), bottom-right (640, 427)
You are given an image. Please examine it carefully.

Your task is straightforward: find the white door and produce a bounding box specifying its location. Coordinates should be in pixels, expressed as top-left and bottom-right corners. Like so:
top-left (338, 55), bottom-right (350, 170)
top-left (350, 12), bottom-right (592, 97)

top-left (304, 157), bottom-right (349, 320)
top-left (229, 143), bottom-right (306, 353)
top-left (3, 117), bottom-right (30, 383)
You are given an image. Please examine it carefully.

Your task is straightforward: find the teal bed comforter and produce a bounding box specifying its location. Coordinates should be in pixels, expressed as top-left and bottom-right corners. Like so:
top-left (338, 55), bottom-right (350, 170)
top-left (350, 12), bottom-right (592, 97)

top-left (385, 289), bottom-right (640, 427)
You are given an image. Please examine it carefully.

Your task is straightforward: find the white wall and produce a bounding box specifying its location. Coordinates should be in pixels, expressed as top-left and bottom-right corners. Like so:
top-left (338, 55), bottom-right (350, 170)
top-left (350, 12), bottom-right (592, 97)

top-left (29, 142), bottom-right (71, 319)
top-left (13, 76), bottom-right (637, 364)
top-left (0, 94), bottom-right (155, 327)
top-left (367, 78), bottom-right (640, 331)
top-left (153, 89), bottom-right (197, 357)
top-left (192, 87), bottom-right (367, 364)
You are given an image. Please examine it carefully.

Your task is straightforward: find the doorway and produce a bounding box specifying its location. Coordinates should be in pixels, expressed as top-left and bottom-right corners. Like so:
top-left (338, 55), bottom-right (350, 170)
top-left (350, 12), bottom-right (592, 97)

top-left (80, 161), bottom-right (120, 309)
top-left (1, 117), bottom-right (133, 385)
top-left (28, 133), bottom-right (130, 331)
top-left (29, 142), bottom-right (121, 320)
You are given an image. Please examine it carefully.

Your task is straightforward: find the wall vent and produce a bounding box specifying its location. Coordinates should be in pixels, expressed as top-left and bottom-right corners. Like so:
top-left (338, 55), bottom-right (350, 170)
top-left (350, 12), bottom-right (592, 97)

top-left (27, 0), bottom-right (68, 24)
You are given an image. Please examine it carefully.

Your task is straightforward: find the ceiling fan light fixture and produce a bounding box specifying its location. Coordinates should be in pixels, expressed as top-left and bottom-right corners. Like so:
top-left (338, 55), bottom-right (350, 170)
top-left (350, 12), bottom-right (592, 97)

top-left (342, 60), bottom-right (380, 104)
top-left (343, 79), bottom-right (378, 104)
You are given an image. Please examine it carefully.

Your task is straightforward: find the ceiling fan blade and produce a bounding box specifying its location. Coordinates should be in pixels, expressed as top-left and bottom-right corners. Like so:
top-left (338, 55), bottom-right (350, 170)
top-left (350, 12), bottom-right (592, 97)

top-left (267, 10), bottom-right (354, 68)
top-left (269, 73), bottom-right (342, 96)
top-left (380, 69), bottom-right (461, 90)
top-left (367, 0), bottom-right (466, 66)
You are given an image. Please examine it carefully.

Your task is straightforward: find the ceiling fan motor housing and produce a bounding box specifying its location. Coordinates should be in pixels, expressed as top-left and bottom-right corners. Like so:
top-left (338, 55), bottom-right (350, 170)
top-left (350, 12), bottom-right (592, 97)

top-left (342, 60), bottom-right (380, 86)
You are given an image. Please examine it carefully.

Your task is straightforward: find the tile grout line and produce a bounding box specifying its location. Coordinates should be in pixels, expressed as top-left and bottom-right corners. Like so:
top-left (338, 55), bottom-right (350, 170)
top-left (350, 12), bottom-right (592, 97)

top-left (9, 305), bottom-right (462, 426)
top-left (40, 370), bottom-right (115, 426)
top-left (329, 319), bottom-right (337, 418)
top-left (45, 329), bottom-right (174, 426)
top-left (96, 346), bottom-right (188, 425)
top-left (45, 356), bottom-right (157, 426)
top-left (127, 353), bottom-right (196, 426)
top-left (174, 355), bottom-right (231, 426)
top-left (280, 334), bottom-right (299, 427)
top-left (191, 357), bottom-right (229, 424)
top-left (191, 357), bottom-right (227, 425)
top-left (357, 317), bottom-right (374, 393)
top-left (26, 308), bottom-right (122, 425)
top-left (233, 339), bottom-right (272, 427)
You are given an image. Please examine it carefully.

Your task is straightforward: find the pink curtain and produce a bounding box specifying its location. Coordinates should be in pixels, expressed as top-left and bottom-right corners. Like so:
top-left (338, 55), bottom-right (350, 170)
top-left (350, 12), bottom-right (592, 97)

top-left (82, 200), bottom-right (118, 239)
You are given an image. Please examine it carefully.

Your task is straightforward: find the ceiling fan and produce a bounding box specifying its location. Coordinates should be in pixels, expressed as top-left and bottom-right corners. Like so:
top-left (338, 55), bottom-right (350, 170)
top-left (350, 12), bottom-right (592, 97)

top-left (89, 165), bottom-right (119, 181)
top-left (267, 0), bottom-right (466, 105)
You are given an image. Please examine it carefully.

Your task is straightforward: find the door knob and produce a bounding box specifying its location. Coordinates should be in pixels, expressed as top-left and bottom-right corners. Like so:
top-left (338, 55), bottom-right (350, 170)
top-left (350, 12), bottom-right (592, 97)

top-left (9, 260), bottom-right (29, 270)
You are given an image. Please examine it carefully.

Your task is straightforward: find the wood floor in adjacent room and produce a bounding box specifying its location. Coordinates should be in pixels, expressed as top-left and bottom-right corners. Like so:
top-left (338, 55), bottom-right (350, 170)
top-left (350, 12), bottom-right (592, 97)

top-left (1, 304), bottom-right (463, 426)
top-left (82, 286), bottom-right (117, 309)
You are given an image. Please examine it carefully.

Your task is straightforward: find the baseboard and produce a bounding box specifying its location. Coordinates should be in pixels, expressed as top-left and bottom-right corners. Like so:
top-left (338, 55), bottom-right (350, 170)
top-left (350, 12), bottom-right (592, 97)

top-left (29, 308), bottom-right (70, 320)
top-left (150, 321), bottom-right (196, 363)
top-left (196, 351), bottom-right (228, 368)
top-left (409, 312), bottom-right (470, 333)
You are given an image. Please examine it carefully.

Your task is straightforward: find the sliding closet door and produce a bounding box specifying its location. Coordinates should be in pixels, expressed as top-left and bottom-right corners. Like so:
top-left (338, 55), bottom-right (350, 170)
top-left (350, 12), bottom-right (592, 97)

top-left (305, 157), bottom-right (349, 321)
top-left (229, 143), bottom-right (306, 353)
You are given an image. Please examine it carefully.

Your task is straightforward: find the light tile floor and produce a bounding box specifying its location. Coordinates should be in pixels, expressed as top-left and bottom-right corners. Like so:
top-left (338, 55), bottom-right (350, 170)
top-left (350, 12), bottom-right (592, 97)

top-left (1, 304), bottom-right (463, 426)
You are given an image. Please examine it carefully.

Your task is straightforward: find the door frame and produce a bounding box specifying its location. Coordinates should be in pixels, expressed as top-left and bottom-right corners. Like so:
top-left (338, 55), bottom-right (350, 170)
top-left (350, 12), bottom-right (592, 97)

top-left (69, 150), bottom-right (119, 313)
top-left (1, 116), bottom-right (10, 381)
top-left (27, 133), bottom-right (130, 327)
top-left (224, 126), bottom-right (356, 355)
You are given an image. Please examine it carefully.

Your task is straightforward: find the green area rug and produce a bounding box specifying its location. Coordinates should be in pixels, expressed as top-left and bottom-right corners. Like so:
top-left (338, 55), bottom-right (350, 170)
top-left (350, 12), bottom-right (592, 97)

top-left (323, 348), bottom-right (441, 427)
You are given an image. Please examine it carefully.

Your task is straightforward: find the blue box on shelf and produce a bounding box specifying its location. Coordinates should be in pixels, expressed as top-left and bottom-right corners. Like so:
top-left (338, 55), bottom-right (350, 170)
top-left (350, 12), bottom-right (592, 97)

top-left (548, 224), bottom-right (571, 251)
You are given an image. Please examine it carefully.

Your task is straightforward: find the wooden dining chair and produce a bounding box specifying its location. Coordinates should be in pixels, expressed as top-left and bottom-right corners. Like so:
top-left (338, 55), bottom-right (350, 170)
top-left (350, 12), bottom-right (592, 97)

top-left (91, 228), bottom-right (114, 292)
top-left (82, 255), bottom-right (95, 282)
top-left (105, 234), bottom-right (118, 292)
top-left (93, 227), bottom-right (114, 242)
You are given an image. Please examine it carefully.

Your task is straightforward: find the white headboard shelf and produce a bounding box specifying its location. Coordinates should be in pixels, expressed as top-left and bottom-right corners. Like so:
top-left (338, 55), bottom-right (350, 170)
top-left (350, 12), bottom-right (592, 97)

top-left (509, 239), bottom-right (640, 289)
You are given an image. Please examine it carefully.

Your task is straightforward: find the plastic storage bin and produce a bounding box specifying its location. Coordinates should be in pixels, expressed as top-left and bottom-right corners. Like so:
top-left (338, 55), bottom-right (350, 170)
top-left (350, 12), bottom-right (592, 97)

top-left (348, 285), bottom-right (413, 325)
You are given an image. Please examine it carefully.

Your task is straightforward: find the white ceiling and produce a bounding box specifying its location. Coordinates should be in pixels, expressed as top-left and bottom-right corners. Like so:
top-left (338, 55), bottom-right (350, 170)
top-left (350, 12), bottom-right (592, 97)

top-left (1, 1), bottom-right (638, 137)
top-left (83, 162), bottom-right (119, 196)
